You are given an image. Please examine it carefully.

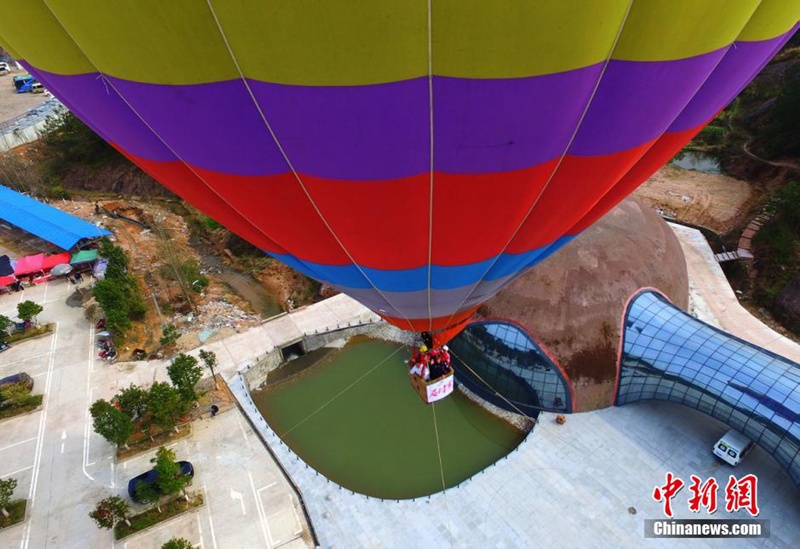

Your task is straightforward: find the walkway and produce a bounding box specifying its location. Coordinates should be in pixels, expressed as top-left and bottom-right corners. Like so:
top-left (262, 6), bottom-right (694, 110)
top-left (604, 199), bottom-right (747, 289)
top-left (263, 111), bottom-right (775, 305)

top-left (0, 281), bottom-right (315, 548)
top-left (670, 222), bottom-right (800, 363)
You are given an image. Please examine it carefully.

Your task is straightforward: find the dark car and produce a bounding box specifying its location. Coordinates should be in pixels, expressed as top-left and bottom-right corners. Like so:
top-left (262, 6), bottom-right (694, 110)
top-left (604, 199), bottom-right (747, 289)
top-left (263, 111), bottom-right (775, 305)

top-left (0, 372), bottom-right (33, 391)
top-left (0, 342), bottom-right (10, 353)
top-left (127, 461), bottom-right (194, 503)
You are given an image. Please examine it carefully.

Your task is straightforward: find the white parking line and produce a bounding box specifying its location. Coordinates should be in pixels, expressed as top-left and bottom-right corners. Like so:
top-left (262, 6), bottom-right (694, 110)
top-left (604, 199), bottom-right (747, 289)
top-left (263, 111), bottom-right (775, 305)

top-left (197, 513), bottom-right (204, 547)
top-left (203, 485), bottom-right (218, 549)
top-left (1, 465), bottom-right (33, 479)
top-left (248, 471), bottom-right (272, 548)
top-left (83, 325), bottom-right (96, 481)
top-left (236, 416), bottom-right (252, 450)
top-left (0, 352), bottom-right (52, 369)
top-left (0, 436), bottom-right (37, 453)
top-left (21, 320), bottom-right (58, 549)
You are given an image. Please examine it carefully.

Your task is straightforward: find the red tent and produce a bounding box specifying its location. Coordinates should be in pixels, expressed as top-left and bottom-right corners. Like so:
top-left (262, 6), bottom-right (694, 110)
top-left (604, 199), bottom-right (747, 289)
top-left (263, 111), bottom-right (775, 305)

top-left (0, 275), bottom-right (15, 287)
top-left (14, 253), bottom-right (45, 275)
top-left (42, 252), bottom-right (72, 271)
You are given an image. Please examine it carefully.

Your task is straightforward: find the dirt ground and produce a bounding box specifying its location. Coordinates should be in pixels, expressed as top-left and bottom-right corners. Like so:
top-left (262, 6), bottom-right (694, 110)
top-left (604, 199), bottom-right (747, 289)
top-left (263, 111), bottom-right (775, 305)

top-left (66, 199), bottom-right (264, 357)
top-left (633, 165), bottom-right (758, 235)
top-left (0, 67), bottom-right (47, 122)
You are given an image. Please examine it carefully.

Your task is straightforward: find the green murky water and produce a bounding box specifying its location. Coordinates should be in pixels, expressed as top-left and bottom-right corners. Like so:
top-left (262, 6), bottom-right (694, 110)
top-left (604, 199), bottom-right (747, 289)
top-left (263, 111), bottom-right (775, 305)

top-left (252, 338), bottom-right (525, 499)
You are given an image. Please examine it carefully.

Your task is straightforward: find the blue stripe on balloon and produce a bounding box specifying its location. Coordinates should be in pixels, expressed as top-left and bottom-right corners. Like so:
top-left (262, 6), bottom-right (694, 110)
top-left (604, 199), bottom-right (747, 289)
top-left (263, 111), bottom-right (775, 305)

top-left (268, 234), bottom-right (575, 293)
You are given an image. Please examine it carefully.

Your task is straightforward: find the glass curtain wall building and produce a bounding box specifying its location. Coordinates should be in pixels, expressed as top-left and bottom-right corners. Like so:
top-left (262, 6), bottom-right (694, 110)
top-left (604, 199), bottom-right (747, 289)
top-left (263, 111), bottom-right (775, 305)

top-left (449, 321), bottom-right (572, 416)
top-left (618, 290), bottom-right (800, 487)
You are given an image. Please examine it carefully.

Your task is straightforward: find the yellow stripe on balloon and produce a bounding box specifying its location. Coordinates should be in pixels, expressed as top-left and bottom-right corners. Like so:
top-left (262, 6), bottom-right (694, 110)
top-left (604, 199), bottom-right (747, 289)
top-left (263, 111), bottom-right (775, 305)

top-left (0, 0), bottom-right (796, 84)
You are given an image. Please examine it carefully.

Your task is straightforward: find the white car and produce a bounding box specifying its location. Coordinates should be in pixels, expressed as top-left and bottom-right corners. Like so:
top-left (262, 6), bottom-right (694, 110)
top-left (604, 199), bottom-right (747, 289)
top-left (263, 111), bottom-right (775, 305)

top-left (0, 62), bottom-right (10, 74)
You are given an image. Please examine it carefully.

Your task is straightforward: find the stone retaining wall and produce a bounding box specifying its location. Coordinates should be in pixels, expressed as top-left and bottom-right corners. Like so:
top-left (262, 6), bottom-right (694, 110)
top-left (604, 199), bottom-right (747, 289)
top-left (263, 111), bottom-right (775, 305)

top-left (242, 321), bottom-right (416, 391)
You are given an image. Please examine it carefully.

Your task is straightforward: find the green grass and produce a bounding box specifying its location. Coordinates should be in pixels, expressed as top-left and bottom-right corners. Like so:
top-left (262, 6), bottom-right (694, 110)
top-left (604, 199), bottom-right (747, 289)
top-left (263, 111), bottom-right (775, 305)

top-left (114, 493), bottom-right (203, 540)
top-left (1, 323), bottom-right (54, 344)
top-left (0, 500), bottom-right (27, 530)
top-left (0, 395), bottom-right (43, 420)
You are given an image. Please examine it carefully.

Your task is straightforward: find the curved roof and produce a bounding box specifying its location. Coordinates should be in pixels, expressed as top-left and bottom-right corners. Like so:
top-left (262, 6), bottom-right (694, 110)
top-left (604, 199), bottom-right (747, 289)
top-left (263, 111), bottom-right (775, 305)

top-left (619, 291), bottom-right (800, 489)
top-left (0, 185), bottom-right (110, 250)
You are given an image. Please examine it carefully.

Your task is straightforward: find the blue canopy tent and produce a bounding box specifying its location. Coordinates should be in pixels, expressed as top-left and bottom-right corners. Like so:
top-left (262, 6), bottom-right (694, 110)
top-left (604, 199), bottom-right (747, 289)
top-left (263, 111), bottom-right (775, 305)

top-left (0, 185), bottom-right (110, 250)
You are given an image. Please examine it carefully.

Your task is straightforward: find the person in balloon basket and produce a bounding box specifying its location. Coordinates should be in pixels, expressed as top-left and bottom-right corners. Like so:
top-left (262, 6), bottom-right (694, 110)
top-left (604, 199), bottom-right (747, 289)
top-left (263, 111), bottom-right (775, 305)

top-left (409, 345), bottom-right (430, 380)
top-left (429, 356), bottom-right (445, 381)
top-left (440, 345), bottom-right (451, 365)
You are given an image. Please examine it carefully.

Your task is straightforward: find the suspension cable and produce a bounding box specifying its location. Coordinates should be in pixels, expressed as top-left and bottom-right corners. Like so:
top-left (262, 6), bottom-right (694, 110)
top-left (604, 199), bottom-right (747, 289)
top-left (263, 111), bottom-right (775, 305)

top-left (279, 343), bottom-right (407, 438)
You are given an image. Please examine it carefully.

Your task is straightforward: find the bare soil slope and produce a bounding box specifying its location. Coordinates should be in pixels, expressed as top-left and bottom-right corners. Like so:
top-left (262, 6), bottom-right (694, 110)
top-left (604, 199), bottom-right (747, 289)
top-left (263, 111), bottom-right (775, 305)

top-left (634, 165), bottom-right (757, 234)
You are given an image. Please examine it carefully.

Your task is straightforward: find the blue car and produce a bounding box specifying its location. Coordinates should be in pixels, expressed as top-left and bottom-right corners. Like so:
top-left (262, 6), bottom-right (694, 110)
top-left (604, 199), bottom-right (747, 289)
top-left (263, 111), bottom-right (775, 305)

top-left (0, 372), bottom-right (33, 391)
top-left (127, 461), bottom-right (194, 503)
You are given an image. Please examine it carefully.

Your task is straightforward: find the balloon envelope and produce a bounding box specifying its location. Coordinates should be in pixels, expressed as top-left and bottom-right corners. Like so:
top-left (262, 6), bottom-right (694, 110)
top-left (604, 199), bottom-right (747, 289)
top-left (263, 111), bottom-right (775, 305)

top-left (0, 1), bottom-right (797, 338)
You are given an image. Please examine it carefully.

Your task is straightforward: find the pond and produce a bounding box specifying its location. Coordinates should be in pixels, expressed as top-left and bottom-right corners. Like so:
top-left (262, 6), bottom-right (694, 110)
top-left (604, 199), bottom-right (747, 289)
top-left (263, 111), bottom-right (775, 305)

top-left (252, 338), bottom-right (526, 499)
top-left (669, 151), bottom-right (721, 174)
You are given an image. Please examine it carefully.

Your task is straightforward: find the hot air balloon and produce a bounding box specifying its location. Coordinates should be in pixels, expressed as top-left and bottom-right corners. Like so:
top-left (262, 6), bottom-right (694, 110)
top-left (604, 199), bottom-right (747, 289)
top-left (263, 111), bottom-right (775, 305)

top-left (0, 1), bottom-right (797, 344)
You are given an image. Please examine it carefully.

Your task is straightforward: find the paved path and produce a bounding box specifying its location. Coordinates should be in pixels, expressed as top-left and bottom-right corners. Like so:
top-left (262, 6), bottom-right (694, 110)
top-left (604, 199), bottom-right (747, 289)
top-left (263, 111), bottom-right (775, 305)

top-left (3, 226), bottom-right (800, 547)
top-left (0, 280), bottom-right (314, 548)
top-left (670, 223), bottom-right (800, 363)
top-left (234, 375), bottom-right (800, 548)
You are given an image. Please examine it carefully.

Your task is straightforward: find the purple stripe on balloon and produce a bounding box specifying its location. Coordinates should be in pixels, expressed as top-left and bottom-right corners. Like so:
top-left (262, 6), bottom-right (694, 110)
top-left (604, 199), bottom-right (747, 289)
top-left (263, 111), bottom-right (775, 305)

top-left (24, 32), bottom-right (789, 178)
top-left (670, 24), bottom-right (800, 132)
top-left (432, 67), bottom-right (602, 173)
top-left (250, 78), bottom-right (430, 180)
top-left (30, 70), bottom-right (177, 163)
top-left (110, 77), bottom-right (290, 176)
top-left (569, 50), bottom-right (727, 156)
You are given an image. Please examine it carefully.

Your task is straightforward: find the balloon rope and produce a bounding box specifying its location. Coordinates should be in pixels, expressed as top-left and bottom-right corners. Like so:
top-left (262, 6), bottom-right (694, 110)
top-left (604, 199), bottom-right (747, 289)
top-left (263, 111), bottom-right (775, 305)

top-left (431, 400), bottom-right (455, 547)
top-left (431, 402), bottom-right (446, 492)
top-left (279, 344), bottom-right (406, 438)
top-left (437, 0), bottom-right (635, 333)
top-left (38, 1), bottom-right (318, 299)
top-left (425, 0), bottom-right (435, 332)
top-left (204, 0), bottom-right (417, 332)
top-left (449, 346), bottom-right (605, 457)
top-left (448, 347), bottom-right (537, 424)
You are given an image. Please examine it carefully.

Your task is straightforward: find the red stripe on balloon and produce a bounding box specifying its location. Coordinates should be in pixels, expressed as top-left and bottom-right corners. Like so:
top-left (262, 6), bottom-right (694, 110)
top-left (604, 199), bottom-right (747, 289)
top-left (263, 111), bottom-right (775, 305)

top-left (381, 306), bottom-right (478, 335)
top-left (506, 141), bottom-right (654, 254)
top-left (566, 122), bottom-right (708, 235)
top-left (432, 160), bottom-right (558, 266)
top-left (112, 144), bottom-right (288, 254)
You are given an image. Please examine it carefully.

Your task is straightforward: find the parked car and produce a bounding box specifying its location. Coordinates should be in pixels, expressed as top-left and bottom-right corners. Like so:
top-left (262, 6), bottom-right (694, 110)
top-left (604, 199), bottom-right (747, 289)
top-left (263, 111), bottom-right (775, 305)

top-left (0, 341), bottom-right (10, 353)
top-left (713, 429), bottom-right (755, 466)
top-left (127, 461), bottom-right (194, 503)
top-left (0, 372), bottom-right (33, 391)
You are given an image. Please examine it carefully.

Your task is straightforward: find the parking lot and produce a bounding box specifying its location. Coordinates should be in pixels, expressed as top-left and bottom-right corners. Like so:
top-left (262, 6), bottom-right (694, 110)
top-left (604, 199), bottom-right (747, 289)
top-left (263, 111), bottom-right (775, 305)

top-left (0, 277), bottom-right (312, 548)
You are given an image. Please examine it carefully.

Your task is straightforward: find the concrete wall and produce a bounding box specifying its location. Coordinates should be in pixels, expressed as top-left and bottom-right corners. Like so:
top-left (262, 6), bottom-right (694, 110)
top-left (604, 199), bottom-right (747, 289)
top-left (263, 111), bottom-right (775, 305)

top-left (242, 321), bottom-right (416, 391)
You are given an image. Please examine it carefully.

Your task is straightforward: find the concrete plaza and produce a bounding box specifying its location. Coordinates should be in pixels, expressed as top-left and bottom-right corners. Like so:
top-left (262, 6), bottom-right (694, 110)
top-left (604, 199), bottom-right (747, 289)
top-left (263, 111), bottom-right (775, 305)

top-left (1, 224), bottom-right (799, 548)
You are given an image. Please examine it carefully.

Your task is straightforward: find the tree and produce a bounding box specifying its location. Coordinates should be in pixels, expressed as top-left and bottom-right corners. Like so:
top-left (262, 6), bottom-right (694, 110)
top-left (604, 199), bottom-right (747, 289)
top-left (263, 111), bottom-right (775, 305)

top-left (152, 446), bottom-right (191, 501)
top-left (167, 353), bottom-right (203, 402)
top-left (162, 538), bottom-right (194, 549)
top-left (147, 382), bottom-right (187, 432)
top-left (89, 496), bottom-right (131, 530)
top-left (115, 384), bottom-right (148, 420)
top-left (0, 314), bottom-right (12, 335)
top-left (160, 324), bottom-right (180, 348)
top-left (198, 349), bottom-right (219, 390)
top-left (90, 399), bottom-right (133, 447)
top-left (0, 478), bottom-right (17, 518)
top-left (17, 300), bottom-right (43, 325)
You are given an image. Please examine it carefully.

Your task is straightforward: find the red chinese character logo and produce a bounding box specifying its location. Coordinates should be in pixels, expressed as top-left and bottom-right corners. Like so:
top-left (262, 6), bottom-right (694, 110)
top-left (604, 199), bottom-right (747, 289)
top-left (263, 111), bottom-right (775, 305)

top-left (687, 475), bottom-right (718, 514)
top-left (725, 474), bottom-right (759, 516)
top-left (653, 472), bottom-right (685, 518)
